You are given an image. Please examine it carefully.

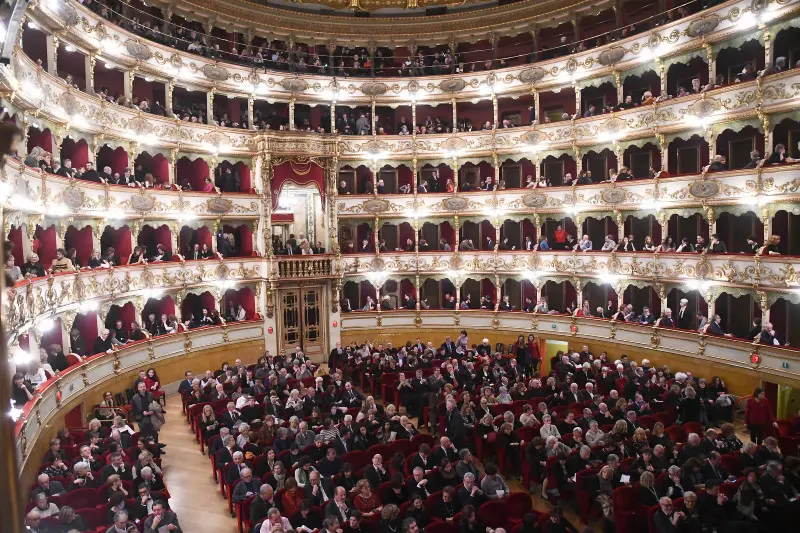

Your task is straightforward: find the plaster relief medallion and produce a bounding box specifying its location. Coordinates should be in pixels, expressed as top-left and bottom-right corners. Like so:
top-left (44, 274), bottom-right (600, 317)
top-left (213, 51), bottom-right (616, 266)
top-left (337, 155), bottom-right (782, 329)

top-left (442, 196), bottom-right (469, 211)
top-left (522, 192), bottom-right (547, 208)
top-left (125, 40), bottom-right (152, 60)
top-left (695, 256), bottom-right (713, 279)
top-left (689, 97), bottom-right (721, 118)
top-left (689, 180), bottom-right (720, 199)
top-left (520, 130), bottom-right (546, 146)
top-left (215, 263), bottom-right (230, 279)
top-left (361, 139), bottom-right (390, 155)
top-left (130, 192), bottom-right (156, 213)
top-left (439, 78), bottom-right (466, 93)
top-left (63, 186), bottom-right (85, 209)
top-left (362, 198), bottom-right (390, 214)
top-left (601, 187), bottom-right (627, 205)
top-left (370, 257), bottom-right (386, 271)
top-left (598, 46), bottom-right (626, 66)
top-left (406, 80), bottom-right (420, 95)
top-left (60, 92), bottom-right (80, 116)
top-left (686, 14), bottom-right (721, 37)
top-left (607, 255), bottom-right (623, 274)
top-left (280, 77), bottom-right (309, 92)
top-left (601, 116), bottom-right (627, 136)
top-left (439, 136), bottom-right (469, 152)
top-left (206, 197), bottom-right (232, 214)
top-left (248, 71), bottom-right (261, 86)
top-left (128, 116), bottom-right (152, 135)
top-left (203, 64), bottom-right (230, 82)
top-left (361, 81), bottom-right (389, 96)
top-left (519, 67), bottom-right (546, 84)
top-left (565, 58), bottom-right (578, 74)
top-left (60, 4), bottom-right (79, 26)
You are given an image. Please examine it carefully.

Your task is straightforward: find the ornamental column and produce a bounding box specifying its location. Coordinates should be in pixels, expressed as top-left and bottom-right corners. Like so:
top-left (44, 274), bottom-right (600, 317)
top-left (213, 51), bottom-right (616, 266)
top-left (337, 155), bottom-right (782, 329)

top-left (574, 84), bottom-right (581, 117)
top-left (706, 207), bottom-right (716, 237)
top-left (166, 80), bottom-right (174, 117)
top-left (704, 129), bottom-right (716, 165)
top-left (46, 34), bottom-right (59, 76)
top-left (168, 149), bottom-right (178, 186)
top-left (330, 102), bottom-right (336, 133)
top-left (412, 156), bottom-right (418, 193)
top-left (265, 154), bottom-right (275, 257)
top-left (289, 98), bottom-right (296, 131)
top-left (573, 144), bottom-right (582, 176)
top-left (532, 88), bottom-right (539, 124)
top-left (373, 215), bottom-right (380, 254)
top-left (494, 274), bottom-right (501, 310)
top-left (247, 96), bottom-right (255, 130)
top-left (451, 98), bottom-right (457, 130)
top-left (704, 43), bottom-right (715, 86)
top-left (414, 275), bottom-right (421, 310)
top-left (615, 210), bottom-right (624, 242)
top-left (85, 53), bottom-right (96, 94)
top-left (530, 29), bottom-right (538, 62)
top-left (613, 70), bottom-right (622, 104)
top-left (413, 217), bottom-right (419, 253)
top-left (211, 219), bottom-right (220, 254)
top-left (492, 151), bottom-right (500, 190)
top-left (656, 58), bottom-right (666, 97)
top-left (207, 89), bottom-right (215, 125)
top-left (492, 94), bottom-right (498, 129)
top-left (763, 26), bottom-right (774, 69)
top-left (452, 155), bottom-right (459, 192)
top-left (761, 206), bottom-right (771, 245)
top-left (411, 102), bottom-right (417, 136)
top-left (123, 68), bottom-right (135, 103)
top-left (757, 291), bottom-right (769, 327)
top-left (656, 133), bottom-right (667, 172)
top-left (371, 99), bottom-right (376, 135)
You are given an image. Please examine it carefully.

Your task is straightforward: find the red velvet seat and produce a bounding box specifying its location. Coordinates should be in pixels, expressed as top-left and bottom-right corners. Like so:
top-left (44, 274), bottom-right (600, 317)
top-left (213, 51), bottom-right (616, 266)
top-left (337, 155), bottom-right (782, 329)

top-left (612, 485), bottom-right (640, 533)
top-left (237, 494), bottom-right (256, 533)
top-left (505, 492), bottom-right (533, 522)
top-left (63, 488), bottom-right (100, 510)
top-left (343, 451), bottom-right (370, 472)
top-left (424, 520), bottom-right (457, 533)
top-left (75, 507), bottom-right (104, 531)
top-left (478, 500), bottom-right (508, 529)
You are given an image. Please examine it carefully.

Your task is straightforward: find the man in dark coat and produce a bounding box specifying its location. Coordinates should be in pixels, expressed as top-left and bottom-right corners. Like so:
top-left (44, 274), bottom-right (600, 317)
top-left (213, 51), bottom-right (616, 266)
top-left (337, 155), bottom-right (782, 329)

top-left (444, 398), bottom-right (467, 450)
top-left (130, 381), bottom-right (156, 437)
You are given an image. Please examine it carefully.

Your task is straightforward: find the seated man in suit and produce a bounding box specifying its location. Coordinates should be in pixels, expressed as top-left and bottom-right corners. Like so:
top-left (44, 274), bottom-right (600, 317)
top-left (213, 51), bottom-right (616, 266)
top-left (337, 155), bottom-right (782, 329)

top-left (338, 382), bottom-right (364, 408)
top-left (363, 453), bottom-right (391, 489)
top-left (304, 470), bottom-right (334, 506)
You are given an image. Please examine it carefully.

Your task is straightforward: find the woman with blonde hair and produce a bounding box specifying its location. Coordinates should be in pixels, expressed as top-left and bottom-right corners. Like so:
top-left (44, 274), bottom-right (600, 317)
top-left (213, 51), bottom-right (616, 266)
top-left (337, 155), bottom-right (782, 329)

top-left (353, 478), bottom-right (382, 516)
top-left (631, 427), bottom-right (649, 455)
top-left (596, 465), bottom-right (615, 528)
top-left (637, 471), bottom-right (659, 507)
top-left (611, 419), bottom-right (629, 440)
top-left (104, 473), bottom-right (128, 500)
top-left (199, 404), bottom-right (219, 439)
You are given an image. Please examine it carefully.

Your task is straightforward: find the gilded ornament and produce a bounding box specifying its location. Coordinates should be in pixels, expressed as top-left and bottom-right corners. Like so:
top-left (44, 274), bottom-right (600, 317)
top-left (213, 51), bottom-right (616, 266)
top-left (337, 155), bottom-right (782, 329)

top-left (438, 78), bottom-right (466, 93)
top-left (362, 198), bottom-right (391, 214)
top-left (130, 191), bottom-right (156, 213)
top-left (600, 187), bottom-right (627, 205)
top-left (686, 14), bottom-right (721, 37)
top-left (360, 81), bottom-right (389, 96)
top-left (203, 63), bottom-right (231, 82)
top-left (598, 46), bottom-right (626, 66)
top-left (650, 328), bottom-right (660, 348)
top-left (280, 77), bottom-right (309, 92)
top-left (125, 40), bottom-right (152, 60)
top-left (206, 197), bottom-right (233, 214)
top-left (441, 196), bottom-right (469, 211)
top-left (689, 180), bottom-right (720, 199)
top-left (63, 184), bottom-right (85, 209)
top-left (521, 192), bottom-right (548, 208)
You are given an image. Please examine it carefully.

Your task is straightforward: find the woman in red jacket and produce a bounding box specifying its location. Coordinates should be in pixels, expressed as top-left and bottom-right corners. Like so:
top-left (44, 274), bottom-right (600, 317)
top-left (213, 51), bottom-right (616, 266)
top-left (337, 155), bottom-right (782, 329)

top-left (745, 387), bottom-right (778, 445)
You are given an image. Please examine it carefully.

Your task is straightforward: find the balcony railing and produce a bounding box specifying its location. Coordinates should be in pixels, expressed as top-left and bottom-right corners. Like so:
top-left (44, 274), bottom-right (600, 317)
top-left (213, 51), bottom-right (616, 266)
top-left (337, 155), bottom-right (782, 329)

top-left (275, 255), bottom-right (334, 279)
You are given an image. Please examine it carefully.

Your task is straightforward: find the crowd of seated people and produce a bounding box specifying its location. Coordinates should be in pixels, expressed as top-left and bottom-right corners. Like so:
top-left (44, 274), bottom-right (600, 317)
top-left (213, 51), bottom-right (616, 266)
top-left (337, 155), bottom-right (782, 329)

top-left (271, 233), bottom-right (326, 256)
top-left (75, 0), bottom-right (742, 79)
top-left (25, 366), bottom-right (178, 532)
top-left (343, 228), bottom-right (784, 257)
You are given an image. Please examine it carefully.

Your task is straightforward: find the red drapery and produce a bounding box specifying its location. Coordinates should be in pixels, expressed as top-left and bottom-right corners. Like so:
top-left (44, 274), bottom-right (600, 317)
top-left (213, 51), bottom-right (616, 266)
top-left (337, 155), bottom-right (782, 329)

top-left (400, 279), bottom-right (416, 299)
top-left (223, 224), bottom-right (254, 256)
top-left (35, 225), bottom-right (57, 267)
top-left (7, 226), bottom-right (24, 267)
top-left (75, 312), bottom-right (99, 354)
top-left (271, 213), bottom-right (294, 224)
top-left (143, 296), bottom-right (176, 322)
top-left (272, 160), bottom-right (326, 211)
top-left (40, 318), bottom-right (63, 351)
top-left (101, 226), bottom-right (132, 265)
top-left (97, 146), bottom-right (129, 175)
top-left (105, 302), bottom-right (136, 331)
top-left (234, 162), bottom-right (252, 192)
top-left (224, 288), bottom-right (255, 319)
top-left (61, 138), bottom-right (89, 168)
top-left (27, 127), bottom-right (53, 154)
top-left (64, 226), bottom-right (94, 267)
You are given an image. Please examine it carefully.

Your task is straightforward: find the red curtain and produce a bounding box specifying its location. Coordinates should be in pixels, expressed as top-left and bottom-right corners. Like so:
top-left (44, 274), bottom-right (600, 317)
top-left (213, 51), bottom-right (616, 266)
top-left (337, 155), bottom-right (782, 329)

top-left (225, 288), bottom-right (255, 319)
top-left (397, 165), bottom-right (413, 191)
top-left (440, 222), bottom-right (455, 247)
top-left (35, 225), bottom-right (57, 267)
top-left (40, 318), bottom-right (63, 351)
top-left (223, 224), bottom-right (253, 256)
top-left (7, 226), bottom-right (24, 267)
top-left (176, 158), bottom-right (193, 189)
top-left (152, 154), bottom-right (169, 185)
top-left (75, 312), bottom-right (99, 354)
top-left (154, 225), bottom-right (173, 253)
top-left (179, 226), bottom-right (198, 256)
top-left (399, 223), bottom-right (414, 245)
top-left (272, 160), bottom-right (325, 210)
top-left (105, 302), bottom-right (136, 330)
top-left (356, 224), bottom-right (372, 250)
top-left (521, 219), bottom-right (536, 242)
top-left (192, 159), bottom-right (210, 191)
top-left (97, 146), bottom-right (129, 175)
top-left (565, 282), bottom-right (577, 309)
top-left (481, 279), bottom-right (496, 300)
top-left (522, 280), bottom-right (537, 302)
top-left (196, 227), bottom-right (212, 250)
top-left (359, 281), bottom-right (376, 307)
top-left (64, 226), bottom-right (94, 267)
top-left (143, 296), bottom-right (175, 322)
top-left (480, 221), bottom-right (496, 249)
top-left (101, 225), bottom-right (132, 265)
top-left (27, 127), bottom-right (53, 154)
top-left (355, 165), bottom-right (373, 194)
top-left (60, 138), bottom-right (89, 168)
top-left (400, 279), bottom-right (416, 299)
top-left (234, 162), bottom-right (252, 192)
